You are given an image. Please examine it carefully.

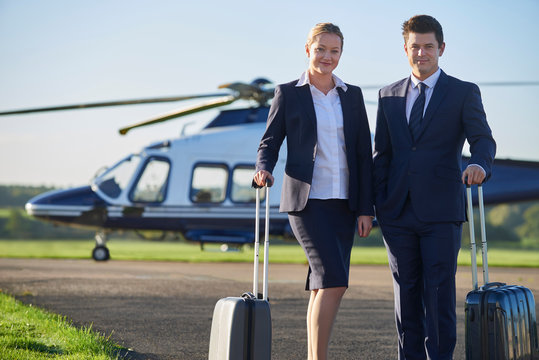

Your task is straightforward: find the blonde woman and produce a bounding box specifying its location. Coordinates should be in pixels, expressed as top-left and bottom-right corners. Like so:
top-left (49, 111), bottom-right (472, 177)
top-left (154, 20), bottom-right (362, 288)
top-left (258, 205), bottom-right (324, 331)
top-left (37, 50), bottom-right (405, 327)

top-left (253, 23), bottom-right (374, 360)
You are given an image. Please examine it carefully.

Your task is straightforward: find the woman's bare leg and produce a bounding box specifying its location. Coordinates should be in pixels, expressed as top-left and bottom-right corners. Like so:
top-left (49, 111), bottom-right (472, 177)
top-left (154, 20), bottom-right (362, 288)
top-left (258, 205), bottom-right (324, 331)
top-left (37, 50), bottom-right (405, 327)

top-left (307, 290), bottom-right (317, 360)
top-left (308, 286), bottom-right (347, 360)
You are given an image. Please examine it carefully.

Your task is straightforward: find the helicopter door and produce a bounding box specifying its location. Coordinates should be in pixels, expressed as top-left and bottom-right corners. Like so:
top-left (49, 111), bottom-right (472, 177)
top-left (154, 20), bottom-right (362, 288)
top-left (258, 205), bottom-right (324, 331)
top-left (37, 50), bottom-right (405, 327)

top-left (189, 163), bottom-right (267, 204)
top-left (130, 157), bottom-right (171, 203)
top-left (230, 165), bottom-right (265, 203)
top-left (190, 163), bottom-right (228, 204)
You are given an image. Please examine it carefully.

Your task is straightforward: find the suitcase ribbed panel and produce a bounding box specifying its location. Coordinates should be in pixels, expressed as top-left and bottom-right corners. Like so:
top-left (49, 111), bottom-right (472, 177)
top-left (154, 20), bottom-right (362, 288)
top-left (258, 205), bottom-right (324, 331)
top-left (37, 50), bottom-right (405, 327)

top-left (465, 185), bottom-right (539, 360)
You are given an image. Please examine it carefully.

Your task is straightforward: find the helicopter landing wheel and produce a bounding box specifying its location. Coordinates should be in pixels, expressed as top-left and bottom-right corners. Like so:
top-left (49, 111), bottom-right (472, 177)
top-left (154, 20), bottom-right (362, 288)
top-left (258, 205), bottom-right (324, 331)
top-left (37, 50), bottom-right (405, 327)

top-left (92, 246), bottom-right (110, 261)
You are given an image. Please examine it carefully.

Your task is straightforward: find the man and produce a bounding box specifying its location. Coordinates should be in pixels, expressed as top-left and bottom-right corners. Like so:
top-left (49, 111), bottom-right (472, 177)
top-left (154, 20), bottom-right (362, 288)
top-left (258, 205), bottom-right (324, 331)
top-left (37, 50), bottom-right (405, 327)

top-left (373, 15), bottom-right (496, 360)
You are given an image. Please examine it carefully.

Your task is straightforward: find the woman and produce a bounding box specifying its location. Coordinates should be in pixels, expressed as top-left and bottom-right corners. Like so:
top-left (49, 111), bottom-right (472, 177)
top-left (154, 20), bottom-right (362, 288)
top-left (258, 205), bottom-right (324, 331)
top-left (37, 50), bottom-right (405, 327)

top-left (253, 23), bottom-right (374, 360)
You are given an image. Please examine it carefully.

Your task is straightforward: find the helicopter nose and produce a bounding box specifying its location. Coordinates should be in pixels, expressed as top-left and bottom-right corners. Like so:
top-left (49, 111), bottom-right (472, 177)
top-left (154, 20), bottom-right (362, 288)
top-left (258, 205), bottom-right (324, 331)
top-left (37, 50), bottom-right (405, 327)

top-left (27, 186), bottom-right (102, 206)
top-left (25, 186), bottom-right (107, 218)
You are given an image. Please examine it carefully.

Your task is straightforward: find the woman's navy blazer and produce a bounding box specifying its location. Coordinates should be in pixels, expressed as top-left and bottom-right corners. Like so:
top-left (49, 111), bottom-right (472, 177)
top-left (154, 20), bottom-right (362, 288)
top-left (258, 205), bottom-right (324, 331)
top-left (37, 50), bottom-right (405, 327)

top-left (256, 79), bottom-right (374, 216)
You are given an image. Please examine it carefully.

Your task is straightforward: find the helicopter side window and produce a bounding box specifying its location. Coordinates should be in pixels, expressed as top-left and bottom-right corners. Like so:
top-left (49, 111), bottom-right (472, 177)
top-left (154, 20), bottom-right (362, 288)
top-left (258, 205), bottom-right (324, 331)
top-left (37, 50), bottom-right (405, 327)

top-left (190, 164), bottom-right (228, 203)
top-left (131, 158), bottom-right (170, 203)
top-left (231, 165), bottom-right (265, 203)
top-left (95, 155), bottom-right (141, 199)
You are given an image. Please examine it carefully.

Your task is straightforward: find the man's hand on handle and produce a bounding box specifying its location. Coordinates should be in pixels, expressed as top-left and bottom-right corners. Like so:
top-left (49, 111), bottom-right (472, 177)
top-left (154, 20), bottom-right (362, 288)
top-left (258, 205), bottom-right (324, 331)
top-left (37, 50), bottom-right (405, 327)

top-left (462, 164), bottom-right (486, 185)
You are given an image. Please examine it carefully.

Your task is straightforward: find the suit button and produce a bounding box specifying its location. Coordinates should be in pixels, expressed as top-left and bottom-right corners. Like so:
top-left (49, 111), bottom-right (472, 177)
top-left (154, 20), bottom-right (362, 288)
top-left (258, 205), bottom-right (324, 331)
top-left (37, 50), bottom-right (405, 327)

top-left (412, 147), bottom-right (417, 151)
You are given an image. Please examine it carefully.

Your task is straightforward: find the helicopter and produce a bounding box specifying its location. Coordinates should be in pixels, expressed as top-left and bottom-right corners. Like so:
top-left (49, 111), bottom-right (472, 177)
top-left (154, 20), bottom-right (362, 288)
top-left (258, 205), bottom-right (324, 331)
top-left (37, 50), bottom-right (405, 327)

top-left (1, 78), bottom-right (539, 261)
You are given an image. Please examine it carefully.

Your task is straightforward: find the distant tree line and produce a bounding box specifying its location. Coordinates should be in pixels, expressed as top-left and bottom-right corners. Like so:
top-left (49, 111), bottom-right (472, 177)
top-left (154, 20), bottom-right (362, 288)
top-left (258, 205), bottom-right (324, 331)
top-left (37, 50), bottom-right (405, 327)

top-left (485, 202), bottom-right (539, 248)
top-left (0, 185), bottom-right (55, 207)
top-left (0, 185), bottom-right (538, 248)
top-left (358, 202), bottom-right (539, 249)
top-left (0, 185), bottom-right (94, 239)
top-left (0, 207), bottom-right (95, 239)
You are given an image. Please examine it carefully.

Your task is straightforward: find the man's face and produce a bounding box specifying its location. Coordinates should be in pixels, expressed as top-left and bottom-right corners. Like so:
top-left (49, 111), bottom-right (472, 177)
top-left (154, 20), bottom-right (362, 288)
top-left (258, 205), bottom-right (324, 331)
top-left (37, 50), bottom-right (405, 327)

top-left (404, 32), bottom-right (445, 80)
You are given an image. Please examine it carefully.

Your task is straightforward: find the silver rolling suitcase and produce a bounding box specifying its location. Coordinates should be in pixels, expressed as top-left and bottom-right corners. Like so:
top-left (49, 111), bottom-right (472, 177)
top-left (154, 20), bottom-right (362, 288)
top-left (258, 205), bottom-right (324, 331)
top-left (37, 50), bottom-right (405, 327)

top-left (208, 184), bottom-right (272, 360)
top-left (464, 184), bottom-right (539, 359)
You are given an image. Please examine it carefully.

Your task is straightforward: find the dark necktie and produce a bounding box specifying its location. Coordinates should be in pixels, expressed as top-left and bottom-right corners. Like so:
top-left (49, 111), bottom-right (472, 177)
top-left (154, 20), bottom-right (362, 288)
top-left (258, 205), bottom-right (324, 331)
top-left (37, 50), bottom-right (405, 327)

top-left (409, 82), bottom-right (427, 142)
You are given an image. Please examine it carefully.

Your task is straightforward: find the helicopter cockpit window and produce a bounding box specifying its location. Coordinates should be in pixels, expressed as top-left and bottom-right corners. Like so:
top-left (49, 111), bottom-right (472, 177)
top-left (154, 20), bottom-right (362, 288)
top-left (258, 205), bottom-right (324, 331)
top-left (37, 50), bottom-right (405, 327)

top-left (131, 158), bottom-right (170, 203)
top-left (95, 155), bottom-right (141, 198)
top-left (231, 166), bottom-right (265, 203)
top-left (190, 164), bottom-right (228, 203)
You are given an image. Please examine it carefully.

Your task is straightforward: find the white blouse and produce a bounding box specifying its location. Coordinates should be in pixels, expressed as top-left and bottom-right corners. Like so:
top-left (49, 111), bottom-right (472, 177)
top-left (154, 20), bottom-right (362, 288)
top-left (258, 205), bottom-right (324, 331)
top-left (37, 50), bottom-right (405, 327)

top-left (296, 71), bottom-right (349, 199)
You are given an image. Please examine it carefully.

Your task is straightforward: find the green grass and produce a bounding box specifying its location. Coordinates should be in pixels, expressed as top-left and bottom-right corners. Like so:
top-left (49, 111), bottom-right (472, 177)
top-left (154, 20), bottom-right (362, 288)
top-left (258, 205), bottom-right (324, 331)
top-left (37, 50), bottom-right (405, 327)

top-left (0, 239), bottom-right (537, 267)
top-left (0, 208), bottom-right (12, 217)
top-left (0, 291), bottom-right (125, 359)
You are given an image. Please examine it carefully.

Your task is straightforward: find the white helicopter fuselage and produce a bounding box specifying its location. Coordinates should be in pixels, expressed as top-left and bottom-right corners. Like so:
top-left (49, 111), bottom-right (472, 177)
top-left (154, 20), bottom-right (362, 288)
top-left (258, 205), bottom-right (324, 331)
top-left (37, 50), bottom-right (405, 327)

top-left (26, 114), bottom-right (291, 249)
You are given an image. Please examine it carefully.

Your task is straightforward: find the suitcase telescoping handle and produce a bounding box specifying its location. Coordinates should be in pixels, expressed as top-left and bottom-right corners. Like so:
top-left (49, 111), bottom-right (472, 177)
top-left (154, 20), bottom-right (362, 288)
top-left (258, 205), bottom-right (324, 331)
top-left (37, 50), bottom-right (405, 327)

top-left (466, 183), bottom-right (489, 290)
top-left (253, 179), bottom-right (272, 301)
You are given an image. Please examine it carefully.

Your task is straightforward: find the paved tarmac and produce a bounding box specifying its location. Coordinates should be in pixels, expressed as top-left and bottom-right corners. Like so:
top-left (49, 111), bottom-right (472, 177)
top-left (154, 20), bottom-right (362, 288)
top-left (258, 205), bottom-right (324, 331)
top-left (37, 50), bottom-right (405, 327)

top-left (0, 258), bottom-right (537, 359)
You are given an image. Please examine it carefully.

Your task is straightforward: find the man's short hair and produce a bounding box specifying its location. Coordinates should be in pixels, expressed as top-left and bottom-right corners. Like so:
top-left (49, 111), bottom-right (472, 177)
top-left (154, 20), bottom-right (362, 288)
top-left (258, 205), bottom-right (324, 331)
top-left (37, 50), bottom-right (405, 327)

top-left (402, 15), bottom-right (444, 47)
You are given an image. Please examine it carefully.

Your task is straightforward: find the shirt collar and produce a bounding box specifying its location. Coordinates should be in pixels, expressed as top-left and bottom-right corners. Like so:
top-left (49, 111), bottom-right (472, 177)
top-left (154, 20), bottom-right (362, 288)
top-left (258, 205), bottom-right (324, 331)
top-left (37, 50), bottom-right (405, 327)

top-left (410, 67), bottom-right (441, 89)
top-left (296, 71), bottom-right (348, 92)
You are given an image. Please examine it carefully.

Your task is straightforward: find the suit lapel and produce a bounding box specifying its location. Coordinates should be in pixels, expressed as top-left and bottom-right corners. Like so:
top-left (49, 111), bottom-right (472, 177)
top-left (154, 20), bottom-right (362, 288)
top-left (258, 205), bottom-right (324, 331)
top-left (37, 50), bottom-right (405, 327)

top-left (416, 70), bottom-right (449, 141)
top-left (395, 78), bottom-right (413, 144)
top-left (337, 87), bottom-right (353, 148)
top-left (295, 84), bottom-right (317, 130)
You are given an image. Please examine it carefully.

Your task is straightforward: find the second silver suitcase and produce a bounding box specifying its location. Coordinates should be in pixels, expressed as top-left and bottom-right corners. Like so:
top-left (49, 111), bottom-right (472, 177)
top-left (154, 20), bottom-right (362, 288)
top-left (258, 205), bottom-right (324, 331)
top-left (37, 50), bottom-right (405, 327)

top-left (464, 184), bottom-right (539, 359)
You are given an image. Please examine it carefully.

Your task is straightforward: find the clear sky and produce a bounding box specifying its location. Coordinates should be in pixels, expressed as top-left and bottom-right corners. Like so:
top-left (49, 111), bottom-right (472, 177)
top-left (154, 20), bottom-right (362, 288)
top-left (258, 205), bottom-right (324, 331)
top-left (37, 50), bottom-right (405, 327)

top-left (1, 0), bottom-right (538, 187)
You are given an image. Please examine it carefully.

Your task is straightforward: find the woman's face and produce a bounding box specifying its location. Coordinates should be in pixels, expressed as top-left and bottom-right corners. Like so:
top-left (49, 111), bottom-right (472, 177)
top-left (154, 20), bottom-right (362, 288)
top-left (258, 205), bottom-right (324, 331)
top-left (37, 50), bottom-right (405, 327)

top-left (306, 32), bottom-right (342, 76)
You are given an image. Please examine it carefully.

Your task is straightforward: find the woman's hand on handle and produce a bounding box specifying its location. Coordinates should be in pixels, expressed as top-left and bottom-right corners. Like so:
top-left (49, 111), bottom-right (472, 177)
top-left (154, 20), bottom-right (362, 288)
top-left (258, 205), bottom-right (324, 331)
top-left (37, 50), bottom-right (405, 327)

top-left (357, 215), bottom-right (373, 238)
top-left (253, 170), bottom-right (274, 188)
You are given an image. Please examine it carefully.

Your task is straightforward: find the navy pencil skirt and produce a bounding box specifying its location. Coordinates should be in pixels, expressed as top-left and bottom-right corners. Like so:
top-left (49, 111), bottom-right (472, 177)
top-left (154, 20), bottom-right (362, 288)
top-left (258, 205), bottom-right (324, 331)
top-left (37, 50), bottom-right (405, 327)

top-left (288, 199), bottom-right (357, 291)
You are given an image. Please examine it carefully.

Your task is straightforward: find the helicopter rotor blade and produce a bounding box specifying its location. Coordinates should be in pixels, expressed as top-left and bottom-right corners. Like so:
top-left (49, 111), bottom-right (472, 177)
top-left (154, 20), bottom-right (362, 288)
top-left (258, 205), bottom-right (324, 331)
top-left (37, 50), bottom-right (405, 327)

top-left (475, 81), bottom-right (539, 87)
top-left (359, 80), bottom-right (539, 91)
top-left (1, 79), bottom-right (536, 116)
top-left (118, 95), bottom-right (237, 135)
top-left (0, 93), bottom-right (227, 116)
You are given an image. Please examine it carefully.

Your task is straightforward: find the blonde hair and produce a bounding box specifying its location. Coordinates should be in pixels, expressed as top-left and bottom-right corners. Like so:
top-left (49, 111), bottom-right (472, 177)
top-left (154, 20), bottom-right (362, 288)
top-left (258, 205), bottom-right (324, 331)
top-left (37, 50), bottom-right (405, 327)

top-left (306, 23), bottom-right (344, 50)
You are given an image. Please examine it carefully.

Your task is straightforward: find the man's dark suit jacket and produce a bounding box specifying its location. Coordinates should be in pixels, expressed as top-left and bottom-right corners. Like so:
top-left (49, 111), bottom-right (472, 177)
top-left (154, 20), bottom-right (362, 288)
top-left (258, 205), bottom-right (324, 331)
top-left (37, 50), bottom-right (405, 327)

top-left (256, 79), bottom-right (374, 216)
top-left (373, 70), bottom-right (496, 222)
